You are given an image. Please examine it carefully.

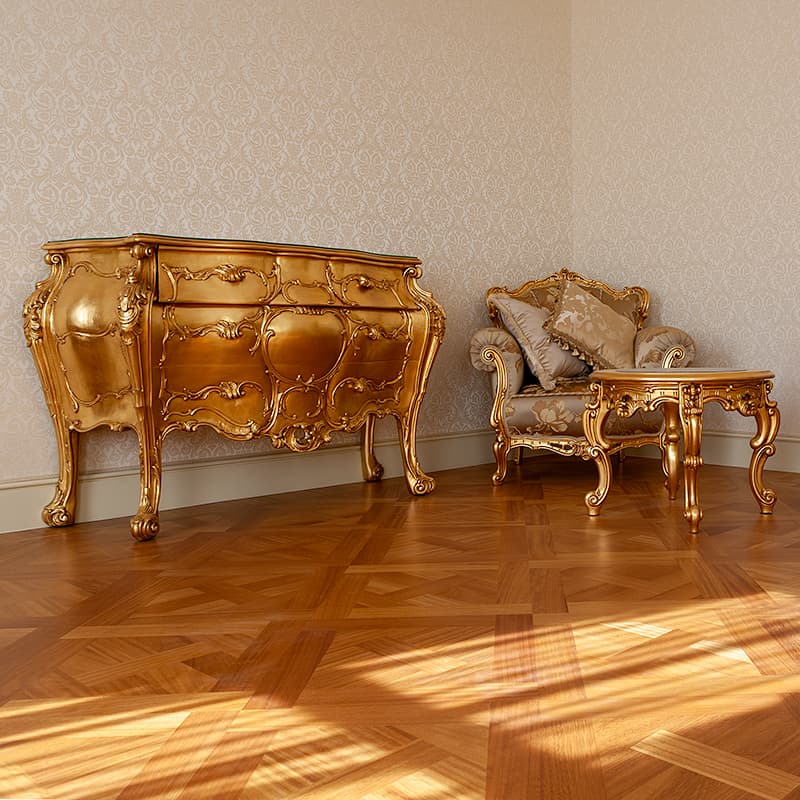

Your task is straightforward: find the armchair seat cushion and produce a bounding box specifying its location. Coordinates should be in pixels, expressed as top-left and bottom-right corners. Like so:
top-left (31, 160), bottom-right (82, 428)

top-left (505, 377), bottom-right (663, 438)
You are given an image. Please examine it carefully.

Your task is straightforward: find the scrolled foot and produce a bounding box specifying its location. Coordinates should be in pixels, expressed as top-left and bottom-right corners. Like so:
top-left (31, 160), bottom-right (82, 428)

top-left (42, 502), bottom-right (74, 527)
top-left (684, 506), bottom-right (703, 534)
top-left (585, 492), bottom-right (603, 517)
top-left (408, 474), bottom-right (436, 495)
top-left (130, 513), bottom-right (160, 541)
top-left (364, 461), bottom-right (384, 482)
top-left (757, 488), bottom-right (777, 514)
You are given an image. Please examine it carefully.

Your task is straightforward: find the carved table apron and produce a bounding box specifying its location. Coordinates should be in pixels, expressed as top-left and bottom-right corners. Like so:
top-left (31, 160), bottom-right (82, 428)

top-left (23, 234), bottom-right (446, 540)
top-left (582, 368), bottom-right (780, 533)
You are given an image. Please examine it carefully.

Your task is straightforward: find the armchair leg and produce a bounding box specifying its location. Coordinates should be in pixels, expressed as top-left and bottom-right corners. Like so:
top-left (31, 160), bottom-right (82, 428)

top-left (492, 436), bottom-right (509, 485)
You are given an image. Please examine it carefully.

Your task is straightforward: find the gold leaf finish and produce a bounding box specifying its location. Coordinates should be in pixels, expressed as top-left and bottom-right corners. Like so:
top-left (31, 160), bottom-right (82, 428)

top-left (583, 368), bottom-right (780, 533)
top-left (23, 233), bottom-right (445, 539)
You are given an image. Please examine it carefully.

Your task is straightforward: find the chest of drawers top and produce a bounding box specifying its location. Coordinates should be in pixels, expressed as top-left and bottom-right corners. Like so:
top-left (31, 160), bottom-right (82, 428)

top-left (43, 233), bottom-right (423, 309)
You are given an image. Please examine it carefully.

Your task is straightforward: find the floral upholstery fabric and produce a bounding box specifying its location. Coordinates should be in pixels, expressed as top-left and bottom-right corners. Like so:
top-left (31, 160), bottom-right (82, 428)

top-left (544, 280), bottom-right (637, 369)
top-left (503, 376), bottom-right (663, 438)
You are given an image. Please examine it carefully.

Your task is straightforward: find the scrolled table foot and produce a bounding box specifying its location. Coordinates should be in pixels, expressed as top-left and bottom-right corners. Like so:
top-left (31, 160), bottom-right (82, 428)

top-left (584, 444), bottom-right (612, 517)
top-left (130, 513), bottom-right (160, 541)
top-left (364, 462), bottom-right (385, 482)
top-left (749, 443), bottom-right (778, 514)
top-left (360, 415), bottom-right (384, 482)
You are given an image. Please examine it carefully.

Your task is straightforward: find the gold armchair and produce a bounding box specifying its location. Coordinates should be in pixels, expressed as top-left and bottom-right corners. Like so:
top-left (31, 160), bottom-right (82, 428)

top-left (469, 269), bottom-right (696, 484)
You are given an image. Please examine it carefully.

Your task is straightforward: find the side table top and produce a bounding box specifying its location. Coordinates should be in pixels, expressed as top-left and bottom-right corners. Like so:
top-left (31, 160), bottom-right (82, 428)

top-left (591, 368), bottom-right (775, 383)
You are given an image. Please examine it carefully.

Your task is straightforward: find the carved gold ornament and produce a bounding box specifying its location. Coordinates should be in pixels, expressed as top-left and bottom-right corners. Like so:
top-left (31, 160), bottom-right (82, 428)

top-left (583, 368), bottom-right (780, 534)
top-left (24, 234), bottom-right (445, 540)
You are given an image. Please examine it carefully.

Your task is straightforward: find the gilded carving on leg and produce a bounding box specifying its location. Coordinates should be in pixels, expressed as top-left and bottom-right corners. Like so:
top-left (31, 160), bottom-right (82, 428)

top-left (117, 244), bottom-right (154, 343)
top-left (360, 416), bottom-right (384, 482)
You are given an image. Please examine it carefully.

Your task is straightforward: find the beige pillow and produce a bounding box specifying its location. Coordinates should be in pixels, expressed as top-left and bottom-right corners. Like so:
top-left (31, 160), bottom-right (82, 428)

top-left (489, 294), bottom-right (587, 390)
top-left (544, 280), bottom-right (636, 369)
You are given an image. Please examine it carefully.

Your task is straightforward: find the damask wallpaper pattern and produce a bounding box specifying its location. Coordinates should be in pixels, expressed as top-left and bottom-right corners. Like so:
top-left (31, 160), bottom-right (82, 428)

top-left (1, 0), bottom-right (572, 483)
top-left (571, 0), bottom-right (800, 435)
top-left (5, 0), bottom-right (798, 498)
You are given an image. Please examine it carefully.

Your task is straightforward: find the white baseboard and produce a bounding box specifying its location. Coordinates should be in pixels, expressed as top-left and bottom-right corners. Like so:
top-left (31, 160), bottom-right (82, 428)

top-left (0, 430), bottom-right (496, 535)
top-left (3, 428), bottom-right (798, 536)
top-left (633, 430), bottom-right (800, 473)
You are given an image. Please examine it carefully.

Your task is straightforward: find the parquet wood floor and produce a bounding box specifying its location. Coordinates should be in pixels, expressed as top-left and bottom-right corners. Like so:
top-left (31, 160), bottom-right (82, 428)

top-left (3, 454), bottom-right (800, 799)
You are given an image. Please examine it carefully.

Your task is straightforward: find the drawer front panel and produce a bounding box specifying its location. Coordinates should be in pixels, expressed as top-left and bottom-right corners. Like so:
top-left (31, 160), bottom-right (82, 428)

top-left (157, 248), bottom-right (278, 305)
top-left (159, 305), bottom-right (272, 436)
top-left (157, 248), bottom-right (416, 309)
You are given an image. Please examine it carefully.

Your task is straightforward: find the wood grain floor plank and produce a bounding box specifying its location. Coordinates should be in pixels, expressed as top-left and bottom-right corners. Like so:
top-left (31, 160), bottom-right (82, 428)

top-left (633, 729), bottom-right (800, 799)
top-left (3, 456), bottom-right (800, 797)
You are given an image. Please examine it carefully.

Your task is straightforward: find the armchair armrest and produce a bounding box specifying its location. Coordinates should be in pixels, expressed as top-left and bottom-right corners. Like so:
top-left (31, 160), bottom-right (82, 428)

top-left (469, 327), bottom-right (525, 395)
top-left (635, 325), bottom-right (696, 368)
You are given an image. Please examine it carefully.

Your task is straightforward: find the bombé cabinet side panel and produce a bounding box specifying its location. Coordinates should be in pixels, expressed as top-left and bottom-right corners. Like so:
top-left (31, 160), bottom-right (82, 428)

top-left (23, 240), bottom-right (159, 528)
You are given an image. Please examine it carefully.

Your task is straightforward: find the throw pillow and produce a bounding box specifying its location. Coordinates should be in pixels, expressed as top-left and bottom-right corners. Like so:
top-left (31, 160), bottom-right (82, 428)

top-left (543, 280), bottom-right (636, 369)
top-left (489, 294), bottom-right (588, 390)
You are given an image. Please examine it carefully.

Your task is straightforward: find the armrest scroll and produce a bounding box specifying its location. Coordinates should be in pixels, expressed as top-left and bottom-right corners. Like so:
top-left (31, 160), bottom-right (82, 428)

top-left (635, 325), bottom-right (696, 368)
top-left (469, 327), bottom-right (525, 395)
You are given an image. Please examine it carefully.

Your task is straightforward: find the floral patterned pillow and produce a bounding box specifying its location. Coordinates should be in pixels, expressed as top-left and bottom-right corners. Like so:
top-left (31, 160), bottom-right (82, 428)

top-left (489, 294), bottom-right (588, 390)
top-left (543, 280), bottom-right (636, 369)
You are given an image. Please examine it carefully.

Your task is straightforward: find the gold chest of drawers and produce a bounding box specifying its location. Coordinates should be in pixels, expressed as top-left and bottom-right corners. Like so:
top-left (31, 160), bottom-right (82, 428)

top-left (23, 234), bottom-right (446, 540)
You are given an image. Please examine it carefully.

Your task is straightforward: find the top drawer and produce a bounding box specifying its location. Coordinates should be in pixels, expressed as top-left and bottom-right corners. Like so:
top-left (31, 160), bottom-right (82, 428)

top-left (156, 248), bottom-right (418, 309)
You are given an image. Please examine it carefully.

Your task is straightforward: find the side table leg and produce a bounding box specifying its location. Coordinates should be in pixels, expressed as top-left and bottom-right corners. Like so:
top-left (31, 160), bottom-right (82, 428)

top-left (660, 402), bottom-right (681, 500)
top-left (749, 396), bottom-right (780, 514)
top-left (680, 390), bottom-right (704, 534)
top-left (583, 395), bottom-right (612, 516)
top-left (585, 446), bottom-right (612, 516)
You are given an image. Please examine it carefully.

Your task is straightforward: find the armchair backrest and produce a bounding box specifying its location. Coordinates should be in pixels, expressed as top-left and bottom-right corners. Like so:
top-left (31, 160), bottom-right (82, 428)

top-left (486, 268), bottom-right (650, 331)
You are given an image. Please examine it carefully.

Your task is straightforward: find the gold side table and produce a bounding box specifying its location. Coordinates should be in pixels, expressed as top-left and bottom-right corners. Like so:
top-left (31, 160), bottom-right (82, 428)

top-left (582, 368), bottom-right (780, 533)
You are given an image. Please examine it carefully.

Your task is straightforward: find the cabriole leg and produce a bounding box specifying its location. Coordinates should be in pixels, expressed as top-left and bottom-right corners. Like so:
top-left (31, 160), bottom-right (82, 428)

top-left (583, 389), bottom-right (613, 516)
top-left (42, 423), bottom-right (79, 527)
top-left (396, 413), bottom-right (435, 495)
top-left (660, 402), bottom-right (681, 500)
top-left (680, 395), bottom-right (704, 534)
top-left (492, 435), bottom-right (509, 486)
top-left (130, 425), bottom-right (162, 541)
top-left (360, 414), bottom-right (384, 483)
top-left (749, 398), bottom-right (780, 514)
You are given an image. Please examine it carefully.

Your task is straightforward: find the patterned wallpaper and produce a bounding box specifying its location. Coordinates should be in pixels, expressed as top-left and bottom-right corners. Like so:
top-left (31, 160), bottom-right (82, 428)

top-left (1, 0), bottom-right (572, 482)
top-left (9, 0), bottom-right (795, 491)
top-left (572, 0), bottom-right (800, 435)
